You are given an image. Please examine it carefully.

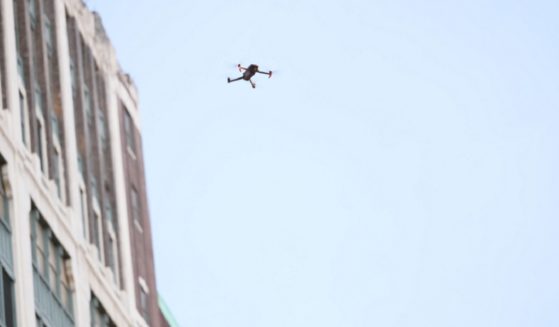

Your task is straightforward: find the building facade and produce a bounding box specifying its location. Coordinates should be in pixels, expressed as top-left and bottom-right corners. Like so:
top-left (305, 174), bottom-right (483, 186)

top-left (0, 0), bottom-right (170, 326)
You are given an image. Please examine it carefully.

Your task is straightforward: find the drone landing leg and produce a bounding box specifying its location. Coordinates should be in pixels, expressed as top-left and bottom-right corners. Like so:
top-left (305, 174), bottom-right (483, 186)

top-left (249, 80), bottom-right (256, 89)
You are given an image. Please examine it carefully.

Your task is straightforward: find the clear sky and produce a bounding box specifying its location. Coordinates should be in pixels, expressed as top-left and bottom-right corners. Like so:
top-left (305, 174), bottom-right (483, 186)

top-left (91, 1), bottom-right (559, 326)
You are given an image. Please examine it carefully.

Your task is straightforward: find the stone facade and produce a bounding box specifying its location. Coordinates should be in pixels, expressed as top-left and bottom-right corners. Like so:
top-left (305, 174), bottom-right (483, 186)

top-left (0, 0), bottom-right (169, 326)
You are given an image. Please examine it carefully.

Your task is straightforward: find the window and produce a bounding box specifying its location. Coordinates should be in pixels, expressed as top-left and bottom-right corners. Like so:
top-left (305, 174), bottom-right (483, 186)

top-left (28, 0), bottom-right (37, 26)
top-left (19, 91), bottom-right (28, 146)
top-left (36, 315), bottom-right (47, 327)
top-left (104, 201), bottom-right (113, 226)
top-left (0, 167), bottom-right (8, 227)
top-left (93, 212), bottom-right (104, 262)
top-left (34, 84), bottom-right (42, 111)
top-left (36, 119), bottom-right (44, 171)
top-left (98, 110), bottom-right (107, 149)
top-left (92, 210), bottom-right (99, 248)
top-left (16, 55), bottom-right (24, 81)
top-left (84, 87), bottom-right (92, 126)
top-left (107, 231), bottom-right (119, 286)
top-left (90, 176), bottom-right (98, 201)
top-left (140, 288), bottom-right (150, 324)
top-left (30, 207), bottom-right (74, 316)
top-left (124, 110), bottom-right (135, 153)
top-left (48, 237), bottom-right (57, 291)
top-left (13, 0), bottom-right (24, 80)
top-left (77, 153), bottom-right (85, 177)
top-left (106, 224), bottom-right (120, 287)
top-left (0, 164), bottom-right (15, 327)
top-left (60, 257), bottom-right (72, 311)
top-left (34, 220), bottom-right (47, 275)
top-left (91, 300), bottom-right (102, 327)
top-left (44, 16), bottom-right (53, 56)
top-left (35, 114), bottom-right (48, 175)
top-left (107, 234), bottom-right (114, 270)
top-left (90, 294), bottom-right (116, 327)
top-left (69, 59), bottom-right (76, 94)
top-left (104, 199), bottom-right (120, 284)
top-left (80, 188), bottom-right (88, 239)
top-left (53, 150), bottom-right (61, 197)
top-left (1, 269), bottom-right (16, 327)
top-left (51, 114), bottom-right (59, 141)
top-left (51, 144), bottom-right (65, 203)
top-left (131, 188), bottom-right (142, 230)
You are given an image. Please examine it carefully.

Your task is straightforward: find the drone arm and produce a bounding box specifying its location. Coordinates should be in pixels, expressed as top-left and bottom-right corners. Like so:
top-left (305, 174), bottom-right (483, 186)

top-left (257, 70), bottom-right (273, 78)
top-left (228, 76), bottom-right (243, 83)
top-left (238, 64), bottom-right (247, 72)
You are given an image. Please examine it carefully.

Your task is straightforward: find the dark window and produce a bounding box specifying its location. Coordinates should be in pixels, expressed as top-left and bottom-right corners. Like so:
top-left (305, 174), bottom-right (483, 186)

top-left (84, 88), bottom-right (93, 127)
top-left (80, 189), bottom-right (87, 238)
top-left (92, 212), bottom-right (101, 253)
top-left (61, 254), bottom-right (71, 310)
top-left (69, 59), bottom-right (76, 94)
top-left (51, 114), bottom-right (59, 141)
top-left (44, 16), bottom-right (53, 56)
top-left (53, 150), bottom-right (61, 197)
top-left (48, 237), bottom-right (57, 292)
top-left (19, 92), bottom-right (26, 145)
top-left (91, 294), bottom-right (116, 327)
top-left (90, 176), bottom-right (98, 200)
top-left (16, 55), bottom-right (24, 81)
top-left (13, 0), bottom-right (24, 80)
top-left (98, 110), bottom-right (106, 149)
top-left (77, 153), bottom-right (84, 177)
top-left (105, 201), bottom-right (113, 225)
top-left (0, 168), bottom-right (8, 227)
top-left (34, 83), bottom-right (42, 111)
top-left (30, 207), bottom-right (74, 314)
top-left (1, 269), bottom-right (16, 327)
top-left (0, 164), bottom-right (15, 327)
top-left (34, 219), bottom-right (47, 275)
top-left (131, 188), bottom-right (141, 227)
top-left (37, 120), bottom-right (44, 172)
top-left (28, 0), bottom-right (37, 26)
top-left (107, 236), bottom-right (115, 272)
top-left (140, 288), bottom-right (150, 324)
top-left (124, 110), bottom-right (135, 153)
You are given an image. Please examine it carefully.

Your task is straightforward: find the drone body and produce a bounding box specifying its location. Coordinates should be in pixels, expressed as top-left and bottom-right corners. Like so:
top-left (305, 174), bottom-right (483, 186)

top-left (228, 64), bottom-right (272, 89)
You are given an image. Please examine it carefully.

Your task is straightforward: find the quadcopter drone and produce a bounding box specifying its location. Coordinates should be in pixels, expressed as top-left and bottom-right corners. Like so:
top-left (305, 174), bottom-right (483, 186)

top-left (227, 64), bottom-right (272, 89)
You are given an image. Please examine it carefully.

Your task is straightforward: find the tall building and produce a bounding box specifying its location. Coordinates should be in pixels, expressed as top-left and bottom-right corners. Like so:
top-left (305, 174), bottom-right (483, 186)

top-left (0, 0), bottom-right (172, 326)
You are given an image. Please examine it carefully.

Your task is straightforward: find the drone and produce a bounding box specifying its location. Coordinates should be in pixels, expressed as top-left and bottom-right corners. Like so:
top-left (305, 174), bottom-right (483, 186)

top-left (227, 64), bottom-right (272, 89)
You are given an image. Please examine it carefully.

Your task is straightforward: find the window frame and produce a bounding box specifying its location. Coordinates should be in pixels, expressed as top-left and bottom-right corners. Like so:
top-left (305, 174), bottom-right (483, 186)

top-left (124, 110), bottom-right (135, 154)
top-left (131, 187), bottom-right (143, 232)
top-left (79, 184), bottom-right (89, 241)
top-left (35, 106), bottom-right (48, 175)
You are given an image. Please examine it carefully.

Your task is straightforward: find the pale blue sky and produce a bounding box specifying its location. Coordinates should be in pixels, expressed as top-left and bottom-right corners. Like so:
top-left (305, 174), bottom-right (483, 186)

top-left (92, 1), bottom-right (558, 326)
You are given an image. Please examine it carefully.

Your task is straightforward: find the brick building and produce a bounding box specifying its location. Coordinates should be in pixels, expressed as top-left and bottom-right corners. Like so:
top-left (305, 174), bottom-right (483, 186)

top-left (0, 0), bottom-right (173, 326)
